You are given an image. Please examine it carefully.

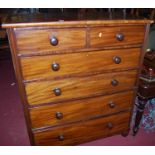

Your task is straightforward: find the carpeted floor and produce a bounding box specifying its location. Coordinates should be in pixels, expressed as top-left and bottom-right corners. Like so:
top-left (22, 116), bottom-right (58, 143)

top-left (0, 60), bottom-right (155, 146)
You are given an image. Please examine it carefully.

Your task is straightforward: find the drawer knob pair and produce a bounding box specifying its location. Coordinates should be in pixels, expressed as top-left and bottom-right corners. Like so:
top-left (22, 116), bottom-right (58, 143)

top-left (116, 33), bottom-right (124, 41)
top-left (51, 57), bottom-right (121, 71)
top-left (113, 56), bottom-right (121, 64)
top-left (55, 112), bottom-right (63, 119)
top-left (50, 36), bottom-right (58, 46)
top-left (53, 88), bottom-right (61, 96)
top-left (52, 62), bottom-right (60, 71)
top-left (111, 79), bottom-right (119, 86)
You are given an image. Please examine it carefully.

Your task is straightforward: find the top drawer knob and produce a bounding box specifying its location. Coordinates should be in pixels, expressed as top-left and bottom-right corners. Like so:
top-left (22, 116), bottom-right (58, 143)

top-left (116, 33), bottom-right (124, 41)
top-left (50, 36), bottom-right (58, 46)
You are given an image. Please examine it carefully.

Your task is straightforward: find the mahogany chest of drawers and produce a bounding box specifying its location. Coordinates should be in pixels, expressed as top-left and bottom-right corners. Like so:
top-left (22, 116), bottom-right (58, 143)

top-left (2, 13), bottom-right (152, 145)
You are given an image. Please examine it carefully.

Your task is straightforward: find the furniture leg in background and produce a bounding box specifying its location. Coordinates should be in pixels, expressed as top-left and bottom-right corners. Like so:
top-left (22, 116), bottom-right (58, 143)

top-left (133, 94), bottom-right (148, 136)
top-left (133, 51), bottom-right (155, 136)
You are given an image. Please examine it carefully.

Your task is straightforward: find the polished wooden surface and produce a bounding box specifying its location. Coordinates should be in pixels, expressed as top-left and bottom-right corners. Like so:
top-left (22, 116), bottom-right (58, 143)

top-left (4, 12), bottom-right (152, 145)
top-left (33, 111), bottom-right (130, 146)
top-left (2, 12), bottom-right (153, 28)
top-left (15, 28), bottom-right (86, 54)
top-left (30, 91), bottom-right (133, 129)
top-left (25, 70), bottom-right (137, 105)
top-left (90, 26), bottom-right (145, 48)
top-left (14, 26), bottom-right (145, 55)
top-left (21, 48), bottom-right (141, 81)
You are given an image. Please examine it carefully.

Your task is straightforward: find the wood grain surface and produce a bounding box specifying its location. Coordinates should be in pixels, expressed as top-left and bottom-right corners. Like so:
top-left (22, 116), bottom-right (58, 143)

top-left (90, 26), bottom-right (145, 47)
top-left (15, 28), bottom-right (86, 54)
top-left (30, 91), bottom-right (133, 129)
top-left (2, 12), bottom-right (153, 28)
top-left (4, 13), bottom-right (152, 145)
top-left (20, 48), bottom-right (141, 81)
top-left (25, 70), bottom-right (137, 105)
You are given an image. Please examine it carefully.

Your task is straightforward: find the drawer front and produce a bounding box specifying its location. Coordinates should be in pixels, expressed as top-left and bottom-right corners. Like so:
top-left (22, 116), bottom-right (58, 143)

top-left (21, 48), bottom-right (141, 81)
top-left (90, 26), bottom-right (145, 48)
top-left (25, 70), bottom-right (137, 105)
top-left (33, 111), bottom-right (130, 146)
top-left (30, 91), bottom-right (134, 129)
top-left (15, 28), bottom-right (86, 54)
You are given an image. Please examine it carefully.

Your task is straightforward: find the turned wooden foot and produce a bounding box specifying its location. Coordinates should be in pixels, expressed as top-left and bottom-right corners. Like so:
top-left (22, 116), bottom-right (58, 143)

top-left (133, 95), bottom-right (148, 136)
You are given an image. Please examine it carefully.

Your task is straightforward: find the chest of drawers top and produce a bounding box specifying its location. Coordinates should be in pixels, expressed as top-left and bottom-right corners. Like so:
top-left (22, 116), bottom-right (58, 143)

top-left (2, 12), bottom-right (153, 28)
top-left (2, 13), bottom-right (153, 57)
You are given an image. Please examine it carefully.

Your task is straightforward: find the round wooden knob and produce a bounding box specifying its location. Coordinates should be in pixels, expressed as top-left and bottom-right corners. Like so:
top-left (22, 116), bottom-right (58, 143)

top-left (107, 122), bottom-right (113, 129)
top-left (116, 33), bottom-right (124, 41)
top-left (113, 56), bottom-right (121, 64)
top-left (108, 101), bottom-right (116, 108)
top-left (51, 62), bottom-right (60, 71)
top-left (53, 88), bottom-right (61, 96)
top-left (55, 112), bottom-right (63, 119)
top-left (58, 134), bottom-right (64, 141)
top-left (111, 79), bottom-right (119, 86)
top-left (50, 36), bottom-right (58, 46)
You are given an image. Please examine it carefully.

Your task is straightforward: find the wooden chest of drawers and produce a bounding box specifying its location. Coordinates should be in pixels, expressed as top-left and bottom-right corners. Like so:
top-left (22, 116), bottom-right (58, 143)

top-left (2, 13), bottom-right (152, 145)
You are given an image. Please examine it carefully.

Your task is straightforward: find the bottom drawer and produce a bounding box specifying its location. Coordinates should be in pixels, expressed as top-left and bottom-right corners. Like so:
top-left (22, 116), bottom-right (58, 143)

top-left (33, 111), bottom-right (131, 146)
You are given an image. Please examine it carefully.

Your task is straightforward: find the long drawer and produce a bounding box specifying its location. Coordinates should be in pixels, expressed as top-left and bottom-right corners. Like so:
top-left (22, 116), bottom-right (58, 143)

top-left (30, 91), bottom-right (133, 129)
top-left (25, 70), bottom-right (137, 105)
top-left (20, 48), bottom-right (141, 81)
top-left (14, 28), bottom-right (86, 54)
top-left (90, 26), bottom-right (145, 48)
top-left (33, 111), bottom-right (130, 146)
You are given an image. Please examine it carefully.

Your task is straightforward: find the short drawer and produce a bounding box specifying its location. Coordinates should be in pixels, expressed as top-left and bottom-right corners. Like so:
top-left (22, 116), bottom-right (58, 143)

top-left (21, 48), bottom-right (141, 81)
top-left (15, 28), bottom-right (86, 54)
top-left (33, 111), bottom-right (130, 146)
top-left (30, 91), bottom-right (134, 129)
top-left (90, 26), bottom-right (145, 48)
top-left (25, 70), bottom-right (137, 105)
